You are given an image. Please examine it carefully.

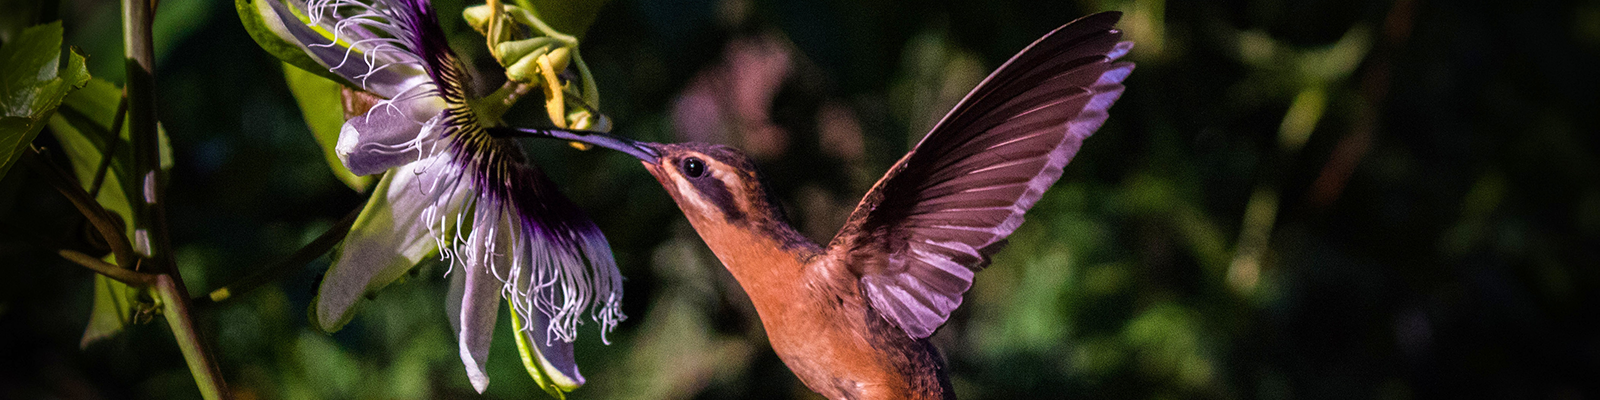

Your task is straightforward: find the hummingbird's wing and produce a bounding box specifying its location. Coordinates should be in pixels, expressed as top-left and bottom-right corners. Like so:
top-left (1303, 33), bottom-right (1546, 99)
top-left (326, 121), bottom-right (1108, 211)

top-left (826, 12), bottom-right (1133, 339)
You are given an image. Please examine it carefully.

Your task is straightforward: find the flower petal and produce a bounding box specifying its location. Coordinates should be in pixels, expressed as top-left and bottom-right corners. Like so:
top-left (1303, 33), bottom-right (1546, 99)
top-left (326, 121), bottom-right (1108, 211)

top-left (264, 0), bottom-right (427, 98)
top-left (456, 205), bottom-right (516, 394)
top-left (336, 96), bottom-right (447, 176)
top-left (314, 152), bottom-right (470, 332)
top-left (498, 161), bottom-right (626, 344)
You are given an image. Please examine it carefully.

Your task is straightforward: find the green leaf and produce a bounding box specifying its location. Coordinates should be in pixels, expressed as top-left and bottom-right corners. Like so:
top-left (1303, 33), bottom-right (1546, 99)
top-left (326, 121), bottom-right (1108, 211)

top-left (0, 21), bottom-right (90, 180)
top-left (49, 78), bottom-right (175, 348)
top-left (235, 0), bottom-right (346, 82)
top-left (81, 275), bottom-right (140, 348)
top-left (282, 62), bottom-right (372, 192)
top-left (50, 112), bottom-right (142, 347)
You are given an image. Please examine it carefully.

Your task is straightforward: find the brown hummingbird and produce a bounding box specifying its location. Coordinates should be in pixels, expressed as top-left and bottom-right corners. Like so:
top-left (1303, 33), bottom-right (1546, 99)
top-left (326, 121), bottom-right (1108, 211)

top-left (512, 11), bottom-right (1131, 400)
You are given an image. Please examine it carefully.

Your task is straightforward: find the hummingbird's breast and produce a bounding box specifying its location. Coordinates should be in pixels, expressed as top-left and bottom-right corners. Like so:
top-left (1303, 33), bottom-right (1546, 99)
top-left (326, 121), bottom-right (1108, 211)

top-left (673, 189), bottom-right (951, 399)
top-left (750, 258), bottom-right (953, 400)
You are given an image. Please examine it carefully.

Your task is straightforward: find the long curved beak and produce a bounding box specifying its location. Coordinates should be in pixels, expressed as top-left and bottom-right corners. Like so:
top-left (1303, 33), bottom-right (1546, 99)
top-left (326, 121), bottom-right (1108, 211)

top-left (496, 128), bottom-right (660, 163)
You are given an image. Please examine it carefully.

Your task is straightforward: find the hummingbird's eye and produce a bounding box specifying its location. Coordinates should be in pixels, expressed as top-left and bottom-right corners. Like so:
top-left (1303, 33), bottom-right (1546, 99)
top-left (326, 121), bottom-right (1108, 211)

top-left (682, 157), bottom-right (707, 178)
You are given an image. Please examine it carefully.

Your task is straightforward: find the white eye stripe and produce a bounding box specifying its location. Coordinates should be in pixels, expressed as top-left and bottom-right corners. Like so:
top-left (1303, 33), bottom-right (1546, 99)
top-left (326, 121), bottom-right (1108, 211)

top-left (671, 175), bottom-right (713, 212)
top-left (670, 153), bottom-right (744, 215)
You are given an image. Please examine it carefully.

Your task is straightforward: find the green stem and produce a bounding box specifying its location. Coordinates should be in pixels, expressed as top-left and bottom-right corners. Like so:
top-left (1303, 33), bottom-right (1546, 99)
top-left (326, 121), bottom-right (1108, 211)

top-left (59, 249), bottom-right (156, 287)
top-left (571, 49), bottom-right (599, 109)
top-left (504, 3), bottom-right (577, 45)
top-left (123, 0), bottom-right (162, 266)
top-left (472, 81), bottom-right (532, 125)
top-left (88, 91), bottom-right (129, 198)
top-left (193, 207), bottom-right (360, 308)
top-left (24, 149), bottom-right (137, 267)
top-left (156, 275), bottom-right (228, 400)
top-left (123, 0), bottom-right (229, 397)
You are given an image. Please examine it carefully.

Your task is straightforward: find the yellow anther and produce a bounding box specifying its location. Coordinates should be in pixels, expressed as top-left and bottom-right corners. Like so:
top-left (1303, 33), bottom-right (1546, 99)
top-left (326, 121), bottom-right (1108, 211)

top-left (538, 53), bottom-right (567, 129)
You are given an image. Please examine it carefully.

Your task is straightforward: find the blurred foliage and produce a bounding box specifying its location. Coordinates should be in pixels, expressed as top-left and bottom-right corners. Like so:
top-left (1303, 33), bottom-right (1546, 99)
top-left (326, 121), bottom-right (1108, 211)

top-left (2, 0), bottom-right (1599, 399)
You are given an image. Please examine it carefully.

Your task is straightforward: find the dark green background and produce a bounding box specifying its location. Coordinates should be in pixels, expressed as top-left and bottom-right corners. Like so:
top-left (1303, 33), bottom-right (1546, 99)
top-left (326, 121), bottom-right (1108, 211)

top-left (2, 0), bottom-right (1597, 398)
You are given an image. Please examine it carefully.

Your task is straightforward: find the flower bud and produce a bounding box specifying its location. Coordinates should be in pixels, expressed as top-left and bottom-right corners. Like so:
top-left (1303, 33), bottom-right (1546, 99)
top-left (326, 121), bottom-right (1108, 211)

top-left (504, 46), bottom-right (551, 82)
top-left (545, 46), bottom-right (572, 73)
top-left (496, 37), bottom-right (559, 67)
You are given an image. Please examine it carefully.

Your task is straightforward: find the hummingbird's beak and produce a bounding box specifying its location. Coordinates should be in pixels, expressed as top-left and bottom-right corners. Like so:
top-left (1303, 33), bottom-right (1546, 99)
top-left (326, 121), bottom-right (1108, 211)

top-left (495, 127), bottom-right (660, 163)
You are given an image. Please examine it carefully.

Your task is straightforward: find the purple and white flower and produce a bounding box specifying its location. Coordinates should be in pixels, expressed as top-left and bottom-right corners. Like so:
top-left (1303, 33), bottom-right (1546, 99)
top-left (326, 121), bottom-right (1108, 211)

top-left (263, 0), bottom-right (623, 393)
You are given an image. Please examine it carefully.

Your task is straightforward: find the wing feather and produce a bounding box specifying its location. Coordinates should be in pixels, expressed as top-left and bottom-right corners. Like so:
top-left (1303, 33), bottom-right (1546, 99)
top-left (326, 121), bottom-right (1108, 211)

top-left (828, 11), bottom-right (1134, 339)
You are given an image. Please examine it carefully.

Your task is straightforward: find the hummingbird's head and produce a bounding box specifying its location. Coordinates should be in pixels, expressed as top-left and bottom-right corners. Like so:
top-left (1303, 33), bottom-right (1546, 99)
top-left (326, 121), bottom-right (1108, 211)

top-left (528, 129), bottom-right (781, 228)
top-left (518, 128), bottom-right (817, 254)
top-left (637, 142), bottom-right (777, 227)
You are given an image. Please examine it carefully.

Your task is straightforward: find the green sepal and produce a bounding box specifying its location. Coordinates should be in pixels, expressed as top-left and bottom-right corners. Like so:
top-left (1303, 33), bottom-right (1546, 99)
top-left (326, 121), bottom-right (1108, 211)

top-left (509, 303), bottom-right (578, 399)
top-left (0, 21), bottom-right (90, 180)
top-left (282, 62), bottom-right (373, 192)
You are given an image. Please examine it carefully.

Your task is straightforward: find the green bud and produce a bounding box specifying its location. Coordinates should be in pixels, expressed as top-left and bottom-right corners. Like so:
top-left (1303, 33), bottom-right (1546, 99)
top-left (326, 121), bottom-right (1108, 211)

top-left (545, 46), bottom-right (572, 74)
top-left (462, 4), bottom-right (495, 34)
top-left (567, 110), bottom-right (612, 133)
top-left (496, 37), bottom-right (560, 67)
top-left (504, 46), bottom-right (551, 83)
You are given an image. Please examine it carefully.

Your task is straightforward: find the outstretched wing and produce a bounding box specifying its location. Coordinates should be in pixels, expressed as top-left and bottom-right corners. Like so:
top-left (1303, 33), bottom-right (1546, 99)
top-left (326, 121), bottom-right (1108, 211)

top-left (827, 12), bottom-right (1133, 339)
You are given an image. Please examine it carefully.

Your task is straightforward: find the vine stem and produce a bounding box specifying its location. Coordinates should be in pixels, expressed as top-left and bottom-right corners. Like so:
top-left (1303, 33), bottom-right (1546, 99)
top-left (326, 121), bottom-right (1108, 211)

top-left (88, 91), bottom-right (128, 198)
top-left (59, 249), bottom-right (156, 287)
top-left (23, 149), bottom-right (137, 267)
top-left (193, 206), bottom-right (360, 309)
top-left (156, 274), bottom-right (227, 400)
top-left (122, 0), bottom-right (229, 397)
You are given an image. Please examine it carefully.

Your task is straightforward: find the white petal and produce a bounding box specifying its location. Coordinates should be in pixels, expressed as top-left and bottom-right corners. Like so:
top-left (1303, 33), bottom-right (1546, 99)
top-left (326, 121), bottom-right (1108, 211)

top-left (337, 96), bottom-right (449, 176)
top-left (458, 204), bottom-right (515, 393)
top-left (264, 0), bottom-right (427, 98)
top-left (314, 152), bottom-right (470, 332)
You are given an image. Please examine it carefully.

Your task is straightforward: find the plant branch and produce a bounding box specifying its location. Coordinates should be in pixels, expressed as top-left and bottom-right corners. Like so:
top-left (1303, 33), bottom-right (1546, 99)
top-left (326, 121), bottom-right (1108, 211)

top-left (194, 206), bottom-right (360, 308)
top-left (24, 149), bottom-right (137, 267)
top-left (124, 0), bottom-right (229, 397)
top-left (155, 274), bottom-right (227, 400)
top-left (59, 249), bottom-right (156, 287)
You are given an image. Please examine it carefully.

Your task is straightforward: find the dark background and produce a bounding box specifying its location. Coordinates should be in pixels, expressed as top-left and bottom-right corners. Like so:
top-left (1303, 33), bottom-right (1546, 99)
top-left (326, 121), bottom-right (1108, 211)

top-left (2, 0), bottom-right (1598, 398)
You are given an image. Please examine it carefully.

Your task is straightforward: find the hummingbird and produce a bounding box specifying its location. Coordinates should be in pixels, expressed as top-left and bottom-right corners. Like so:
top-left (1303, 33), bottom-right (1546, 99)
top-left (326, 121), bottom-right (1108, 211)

top-left (513, 11), bottom-right (1132, 400)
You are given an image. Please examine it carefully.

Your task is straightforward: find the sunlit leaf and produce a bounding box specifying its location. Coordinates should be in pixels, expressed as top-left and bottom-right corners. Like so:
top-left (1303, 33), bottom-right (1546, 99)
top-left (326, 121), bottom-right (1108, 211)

top-left (49, 111), bottom-right (144, 347)
top-left (282, 62), bottom-right (372, 192)
top-left (0, 21), bottom-right (90, 180)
